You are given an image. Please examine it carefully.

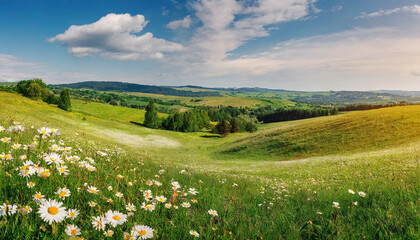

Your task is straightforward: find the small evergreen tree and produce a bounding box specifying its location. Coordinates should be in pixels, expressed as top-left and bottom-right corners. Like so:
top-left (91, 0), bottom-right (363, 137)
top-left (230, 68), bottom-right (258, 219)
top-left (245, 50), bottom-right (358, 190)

top-left (58, 88), bottom-right (71, 111)
top-left (144, 100), bottom-right (160, 129)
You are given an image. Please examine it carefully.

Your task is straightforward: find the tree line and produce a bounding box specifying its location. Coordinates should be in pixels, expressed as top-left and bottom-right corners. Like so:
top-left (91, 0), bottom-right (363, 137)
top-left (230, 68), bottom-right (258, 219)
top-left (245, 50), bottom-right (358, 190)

top-left (256, 108), bottom-right (339, 123)
top-left (3, 79), bottom-right (71, 111)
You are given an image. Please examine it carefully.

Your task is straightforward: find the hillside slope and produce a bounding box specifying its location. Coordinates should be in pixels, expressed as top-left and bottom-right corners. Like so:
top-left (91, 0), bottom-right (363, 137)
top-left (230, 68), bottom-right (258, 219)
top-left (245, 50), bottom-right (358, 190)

top-left (218, 105), bottom-right (420, 159)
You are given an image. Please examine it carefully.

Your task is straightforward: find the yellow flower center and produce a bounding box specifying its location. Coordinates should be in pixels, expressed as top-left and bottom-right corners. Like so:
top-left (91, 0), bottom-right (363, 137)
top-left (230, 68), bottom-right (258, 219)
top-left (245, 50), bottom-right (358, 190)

top-left (59, 191), bottom-right (66, 197)
top-left (69, 212), bottom-right (75, 217)
top-left (48, 206), bottom-right (59, 215)
top-left (35, 194), bottom-right (42, 199)
top-left (25, 206), bottom-right (30, 211)
top-left (145, 205), bottom-right (151, 209)
top-left (112, 215), bottom-right (120, 221)
top-left (139, 230), bottom-right (147, 236)
top-left (70, 229), bottom-right (77, 235)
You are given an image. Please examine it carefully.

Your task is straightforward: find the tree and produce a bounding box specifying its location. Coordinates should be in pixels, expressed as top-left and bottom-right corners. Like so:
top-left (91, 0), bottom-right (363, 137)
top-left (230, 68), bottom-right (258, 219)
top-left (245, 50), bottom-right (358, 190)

top-left (215, 120), bottom-right (231, 136)
top-left (58, 88), bottom-right (71, 111)
top-left (144, 100), bottom-right (160, 129)
top-left (27, 82), bottom-right (43, 99)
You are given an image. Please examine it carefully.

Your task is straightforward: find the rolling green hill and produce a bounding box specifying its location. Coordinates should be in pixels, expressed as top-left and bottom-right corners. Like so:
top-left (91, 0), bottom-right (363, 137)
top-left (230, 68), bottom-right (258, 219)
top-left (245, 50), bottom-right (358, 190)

top-left (218, 105), bottom-right (420, 159)
top-left (0, 90), bottom-right (418, 239)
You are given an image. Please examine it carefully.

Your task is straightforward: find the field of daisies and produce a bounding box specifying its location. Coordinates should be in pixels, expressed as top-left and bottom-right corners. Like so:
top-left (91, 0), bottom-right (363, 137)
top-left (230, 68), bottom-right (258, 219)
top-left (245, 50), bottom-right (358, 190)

top-left (0, 120), bottom-right (418, 239)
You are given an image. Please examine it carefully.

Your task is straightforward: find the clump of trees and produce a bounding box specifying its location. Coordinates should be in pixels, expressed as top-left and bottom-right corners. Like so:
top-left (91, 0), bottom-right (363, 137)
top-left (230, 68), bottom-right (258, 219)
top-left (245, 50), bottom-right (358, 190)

top-left (162, 109), bottom-right (210, 132)
top-left (256, 108), bottom-right (338, 123)
top-left (213, 115), bottom-right (258, 136)
top-left (14, 79), bottom-right (71, 111)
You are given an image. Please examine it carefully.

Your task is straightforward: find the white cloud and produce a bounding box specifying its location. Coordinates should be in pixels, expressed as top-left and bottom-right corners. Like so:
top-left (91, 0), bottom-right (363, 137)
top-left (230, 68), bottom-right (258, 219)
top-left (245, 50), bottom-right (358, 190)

top-left (178, 0), bottom-right (318, 63)
top-left (0, 54), bottom-right (43, 82)
top-left (49, 13), bottom-right (183, 60)
top-left (182, 28), bottom-right (420, 90)
top-left (356, 4), bottom-right (420, 19)
top-left (167, 15), bottom-right (192, 30)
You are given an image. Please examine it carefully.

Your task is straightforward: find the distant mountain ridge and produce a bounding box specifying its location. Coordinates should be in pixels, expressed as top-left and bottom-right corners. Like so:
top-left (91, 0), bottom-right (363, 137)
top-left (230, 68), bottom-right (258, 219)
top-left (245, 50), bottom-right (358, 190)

top-left (55, 81), bottom-right (222, 97)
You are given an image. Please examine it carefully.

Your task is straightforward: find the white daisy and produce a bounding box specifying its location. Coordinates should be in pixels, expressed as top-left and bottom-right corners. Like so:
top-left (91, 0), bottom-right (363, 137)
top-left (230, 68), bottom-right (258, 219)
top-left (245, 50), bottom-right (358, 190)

top-left (105, 210), bottom-right (127, 227)
top-left (65, 224), bottom-right (81, 238)
top-left (156, 195), bottom-right (167, 203)
top-left (126, 203), bottom-right (137, 212)
top-left (67, 209), bottom-right (80, 219)
top-left (208, 209), bottom-right (218, 216)
top-left (181, 202), bottom-right (191, 208)
top-left (92, 215), bottom-right (107, 231)
top-left (104, 230), bottom-right (114, 237)
top-left (56, 187), bottom-right (71, 199)
top-left (358, 191), bottom-right (366, 197)
top-left (131, 225), bottom-right (154, 239)
top-left (141, 202), bottom-right (156, 212)
top-left (189, 230), bottom-right (200, 237)
top-left (87, 186), bottom-right (99, 194)
top-left (44, 152), bottom-right (64, 165)
top-left (38, 199), bottom-right (67, 224)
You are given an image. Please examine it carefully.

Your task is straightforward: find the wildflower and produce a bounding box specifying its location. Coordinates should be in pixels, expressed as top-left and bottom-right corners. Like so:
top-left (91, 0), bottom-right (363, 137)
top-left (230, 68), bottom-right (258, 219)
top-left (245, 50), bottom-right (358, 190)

top-left (65, 224), bottom-right (81, 238)
top-left (33, 192), bottom-right (45, 203)
top-left (27, 182), bottom-right (35, 188)
top-left (117, 174), bottom-right (123, 180)
top-left (104, 230), bottom-right (114, 237)
top-left (38, 127), bottom-right (51, 135)
top-left (188, 188), bottom-right (198, 195)
top-left (38, 168), bottom-right (51, 179)
top-left (8, 205), bottom-right (18, 215)
top-left (38, 199), bottom-right (67, 224)
top-left (12, 143), bottom-right (21, 150)
top-left (87, 186), bottom-right (99, 194)
top-left (44, 152), bottom-right (64, 165)
top-left (126, 203), bottom-right (137, 212)
top-left (208, 209), bottom-right (218, 216)
top-left (57, 165), bottom-right (69, 175)
top-left (348, 189), bottom-right (355, 194)
top-left (131, 225), bottom-right (154, 239)
top-left (358, 191), bottom-right (366, 197)
top-left (189, 230), bottom-right (199, 237)
top-left (105, 210), bottom-right (127, 227)
top-left (332, 202), bottom-right (340, 208)
top-left (159, 169), bottom-right (165, 174)
top-left (164, 203), bottom-right (172, 209)
top-left (115, 192), bottom-right (123, 198)
top-left (181, 202), bottom-right (191, 208)
top-left (21, 205), bottom-right (32, 214)
top-left (146, 180), bottom-right (154, 186)
top-left (89, 201), bottom-right (97, 207)
top-left (154, 181), bottom-right (162, 186)
top-left (92, 215), bottom-right (106, 231)
top-left (353, 201), bottom-right (358, 206)
top-left (191, 198), bottom-right (198, 203)
top-left (107, 186), bottom-right (113, 191)
top-left (68, 209), bottom-right (80, 219)
top-left (316, 211), bottom-right (323, 215)
top-left (156, 195), bottom-right (167, 203)
top-left (56, 187), bottom-right (71, 199)
top-left (141, 202), bottom-right (156, 212)
top-left (0, 137), bottom-right (11, 143)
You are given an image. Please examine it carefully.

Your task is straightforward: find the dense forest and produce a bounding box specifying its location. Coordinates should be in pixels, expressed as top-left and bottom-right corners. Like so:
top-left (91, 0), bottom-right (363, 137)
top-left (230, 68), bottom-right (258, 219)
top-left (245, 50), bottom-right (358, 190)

top-left (56, 81), bottom-right (222, 97)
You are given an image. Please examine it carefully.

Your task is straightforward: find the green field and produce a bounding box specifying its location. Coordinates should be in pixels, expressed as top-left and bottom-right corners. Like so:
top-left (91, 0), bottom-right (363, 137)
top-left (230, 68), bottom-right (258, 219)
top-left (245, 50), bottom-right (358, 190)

top-left (0, 91), bottom-right (418, 239)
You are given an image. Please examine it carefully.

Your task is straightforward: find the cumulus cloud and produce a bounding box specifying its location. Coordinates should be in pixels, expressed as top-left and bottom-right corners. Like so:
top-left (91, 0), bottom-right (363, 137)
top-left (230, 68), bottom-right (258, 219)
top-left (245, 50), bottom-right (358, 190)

top-left (178, 0), bottom-right (318, 64)
top-left (167, 15), bottom-right (192, 30)
top-left (356, 4), bottom-right (420, 19)
top-left (180, 27), bottom-right (420, 90)
top-left (49, 13), bottom-right (183, 60)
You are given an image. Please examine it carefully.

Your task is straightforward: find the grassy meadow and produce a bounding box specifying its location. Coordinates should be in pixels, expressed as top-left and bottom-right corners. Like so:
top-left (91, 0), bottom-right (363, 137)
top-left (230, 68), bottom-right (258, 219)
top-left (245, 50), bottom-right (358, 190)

top-left (0, 91), bottom-right (418, 239)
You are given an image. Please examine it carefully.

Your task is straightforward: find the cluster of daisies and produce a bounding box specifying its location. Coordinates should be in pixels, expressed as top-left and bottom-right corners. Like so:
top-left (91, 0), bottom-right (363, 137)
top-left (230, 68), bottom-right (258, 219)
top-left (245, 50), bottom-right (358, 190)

top-left (0, 123), bottom-right (220, 239)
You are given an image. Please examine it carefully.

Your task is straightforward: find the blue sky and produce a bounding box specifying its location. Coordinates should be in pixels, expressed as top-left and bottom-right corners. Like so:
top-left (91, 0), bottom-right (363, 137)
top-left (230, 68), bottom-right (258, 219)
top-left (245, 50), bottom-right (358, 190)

top-left (0, 0), bottom-right (419, 90)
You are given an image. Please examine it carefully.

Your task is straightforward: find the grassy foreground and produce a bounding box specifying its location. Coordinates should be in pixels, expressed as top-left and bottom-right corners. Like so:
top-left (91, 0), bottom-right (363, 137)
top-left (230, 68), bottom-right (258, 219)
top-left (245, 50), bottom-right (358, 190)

top-left (0, 91), bottom-right (418, 239)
